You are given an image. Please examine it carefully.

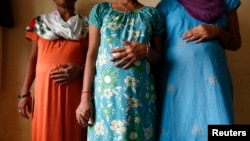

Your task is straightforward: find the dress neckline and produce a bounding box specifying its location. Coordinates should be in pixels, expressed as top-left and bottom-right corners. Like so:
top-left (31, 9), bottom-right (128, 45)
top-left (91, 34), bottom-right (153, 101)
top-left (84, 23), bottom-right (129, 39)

top-left (109, 2), bottom-right (147, 14)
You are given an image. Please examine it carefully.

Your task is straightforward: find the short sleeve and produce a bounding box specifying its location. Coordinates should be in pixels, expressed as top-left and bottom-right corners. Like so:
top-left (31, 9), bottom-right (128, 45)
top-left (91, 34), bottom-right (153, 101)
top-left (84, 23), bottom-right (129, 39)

top-left (25, 31), bottom-right (39, 41)
top-left (150, 8), bottom-right (165, 35)
top-left (156, 0), bottom-right (169, 17)
top-left (25, 17), bottom-right (39, 41)
top-left (88, 3), bottom-right (106, 28)
top-left (224, 0), bottom-right (241, 13)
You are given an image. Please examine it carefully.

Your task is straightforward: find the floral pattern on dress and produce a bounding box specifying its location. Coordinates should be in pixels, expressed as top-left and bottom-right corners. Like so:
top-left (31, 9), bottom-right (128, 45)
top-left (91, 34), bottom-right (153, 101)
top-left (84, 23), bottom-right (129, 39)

top-left (87, 2), bottom-right (164, 141)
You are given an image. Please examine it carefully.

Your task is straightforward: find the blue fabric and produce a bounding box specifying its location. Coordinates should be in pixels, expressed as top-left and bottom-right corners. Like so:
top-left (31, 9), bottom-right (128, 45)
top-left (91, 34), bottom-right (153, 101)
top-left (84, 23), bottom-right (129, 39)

top-left (156, 0), bottom-right (241, 141)
top-left (87, 2), bottom-right (164, 141)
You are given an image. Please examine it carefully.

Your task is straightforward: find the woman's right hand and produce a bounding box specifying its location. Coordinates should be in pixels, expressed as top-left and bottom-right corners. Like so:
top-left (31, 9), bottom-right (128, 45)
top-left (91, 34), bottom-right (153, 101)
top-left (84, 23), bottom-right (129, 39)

top-left (76, 95), bottom-right (94, 128)
top-left (50, 63), bottom-right (82, 85)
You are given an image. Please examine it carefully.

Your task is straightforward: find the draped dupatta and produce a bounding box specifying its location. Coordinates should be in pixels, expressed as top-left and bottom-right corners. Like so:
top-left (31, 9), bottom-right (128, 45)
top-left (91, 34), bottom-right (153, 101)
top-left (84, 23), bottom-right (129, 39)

top-left (178, 0), bottom-right (225, 23)
top-left (26, 11), bottom-right (88, 40)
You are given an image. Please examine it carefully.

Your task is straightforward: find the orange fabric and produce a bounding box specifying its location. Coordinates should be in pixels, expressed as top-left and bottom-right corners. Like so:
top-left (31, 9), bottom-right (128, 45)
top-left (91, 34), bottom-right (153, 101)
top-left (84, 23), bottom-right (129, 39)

top-left (26, 32), bottom-right (88, 141)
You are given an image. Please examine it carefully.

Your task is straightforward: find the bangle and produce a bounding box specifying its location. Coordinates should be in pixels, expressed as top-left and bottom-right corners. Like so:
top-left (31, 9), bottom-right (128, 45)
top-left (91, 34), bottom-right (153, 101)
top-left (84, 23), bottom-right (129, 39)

top-left (18, 92), bottom-right (31, 98)
top-left (81, 91), bottom-right (92, 94)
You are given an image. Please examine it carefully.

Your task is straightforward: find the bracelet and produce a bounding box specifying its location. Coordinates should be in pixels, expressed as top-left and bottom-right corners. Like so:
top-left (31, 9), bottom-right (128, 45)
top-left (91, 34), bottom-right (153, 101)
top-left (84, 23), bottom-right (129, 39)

top-left (81, 91), bottom-right (92, 94)
top-left (18, 92), bottom-right (31, 98)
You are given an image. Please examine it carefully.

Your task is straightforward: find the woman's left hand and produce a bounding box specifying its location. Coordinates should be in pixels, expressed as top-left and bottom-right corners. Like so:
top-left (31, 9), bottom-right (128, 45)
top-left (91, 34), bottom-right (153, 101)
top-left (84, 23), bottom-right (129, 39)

top-left (110, 40), bottom-right (147, 69)
top-left (76, 95), bottom-right (94, 128)
top-left (182, 24), bottom-right (220, 43)
top-left (50, 63), bottom-right (82, 85)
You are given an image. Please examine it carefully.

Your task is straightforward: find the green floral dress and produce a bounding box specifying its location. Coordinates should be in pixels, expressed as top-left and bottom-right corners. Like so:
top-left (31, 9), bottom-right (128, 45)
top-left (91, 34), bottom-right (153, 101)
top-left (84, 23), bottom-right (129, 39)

top-left (88, 2), bottom-right (164, 141)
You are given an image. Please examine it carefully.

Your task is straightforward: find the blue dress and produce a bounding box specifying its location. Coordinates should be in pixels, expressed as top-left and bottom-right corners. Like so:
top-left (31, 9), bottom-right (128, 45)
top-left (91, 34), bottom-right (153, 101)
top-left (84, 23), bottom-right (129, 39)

top-left (87, 2), bottom-right (164, 141)
top-left (156, 0), bottom-right (241, 140)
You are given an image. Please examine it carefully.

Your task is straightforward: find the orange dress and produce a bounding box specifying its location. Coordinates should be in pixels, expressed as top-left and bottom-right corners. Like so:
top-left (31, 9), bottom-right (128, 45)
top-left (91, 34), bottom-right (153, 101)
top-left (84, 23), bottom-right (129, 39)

top-left (26, 32), bottom-right (88, 141)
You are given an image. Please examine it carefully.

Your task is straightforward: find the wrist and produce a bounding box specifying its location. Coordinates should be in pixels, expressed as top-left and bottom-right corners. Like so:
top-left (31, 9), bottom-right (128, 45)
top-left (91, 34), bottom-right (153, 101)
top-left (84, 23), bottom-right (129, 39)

top-left (81, 91), bottom-right (92, 100)
top-left (18, 92), bottom-right (31, 98)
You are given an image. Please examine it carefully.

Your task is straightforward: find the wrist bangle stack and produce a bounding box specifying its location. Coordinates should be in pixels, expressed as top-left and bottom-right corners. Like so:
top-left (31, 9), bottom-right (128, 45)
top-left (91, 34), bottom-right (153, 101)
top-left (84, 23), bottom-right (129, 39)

top-left (18, 92), bottom-right (31, 98)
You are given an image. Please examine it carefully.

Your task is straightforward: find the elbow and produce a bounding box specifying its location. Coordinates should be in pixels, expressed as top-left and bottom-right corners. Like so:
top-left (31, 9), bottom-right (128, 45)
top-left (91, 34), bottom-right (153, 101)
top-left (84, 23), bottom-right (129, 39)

top-left (231, 37), bottom-right (242, 51)
top-left (231, 44), bottom-right (241, 51)
top-left (224, 35), bottom-right (242, 51)
top-left (226, 43), bottom-right (241, 51)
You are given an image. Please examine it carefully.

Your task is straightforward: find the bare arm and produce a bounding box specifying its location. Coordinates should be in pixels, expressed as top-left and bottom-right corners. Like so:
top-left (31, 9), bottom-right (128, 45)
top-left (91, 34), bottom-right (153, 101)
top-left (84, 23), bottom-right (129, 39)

top-left (147, 34), bottom-right (163, 65)
top-left (76, 25), bottom-right (100, 127)
top-left (82, 26), bottom-right (100, 95)
top-left (217, 10), bottom-right (241, 51)
top-left (182, 10), bottom-right (241, 51)
top-left (18, 40), bottom-right (38, 119)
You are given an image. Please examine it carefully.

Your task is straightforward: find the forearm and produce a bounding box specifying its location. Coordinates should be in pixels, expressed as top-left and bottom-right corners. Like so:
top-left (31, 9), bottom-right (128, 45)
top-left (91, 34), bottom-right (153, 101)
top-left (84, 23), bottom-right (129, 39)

top-left (217, 10), bottom-right (241, 51)
top-left (82, 62), bottom-right (95, 91)
top-left (147, 35), bottom-right (163, 65)
top-left (82, 25), bottom-right (100, 98)
top-left (217, 27), bottom-right (241, 51)
top-left (146, 46), bottom-right (162, 65)
top-left (81, 51), bottom-right (97, 99)
top-left (21, 61), bottom-right (36, 94)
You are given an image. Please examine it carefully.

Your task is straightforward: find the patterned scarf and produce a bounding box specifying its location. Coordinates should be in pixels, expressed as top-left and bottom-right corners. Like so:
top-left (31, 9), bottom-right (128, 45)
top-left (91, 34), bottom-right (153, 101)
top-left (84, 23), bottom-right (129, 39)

top-left (26, 10), bottom-right (88, 40)
top-left (178, 0), bottom-right (225, 23)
